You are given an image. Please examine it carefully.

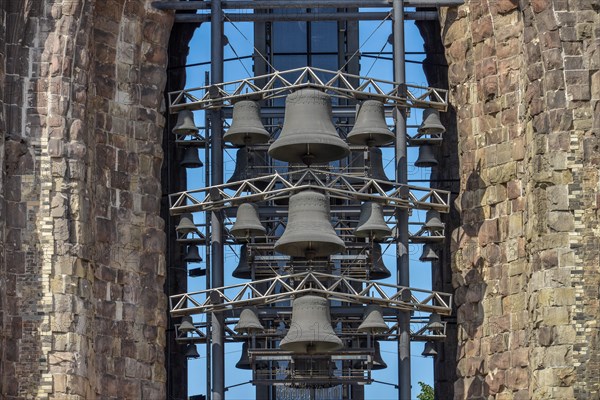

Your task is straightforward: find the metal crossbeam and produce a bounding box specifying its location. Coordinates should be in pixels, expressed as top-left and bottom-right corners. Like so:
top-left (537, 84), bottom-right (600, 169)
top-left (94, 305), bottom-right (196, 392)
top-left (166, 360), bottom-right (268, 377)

top-left (168, 67), bottom-right (448, 112)
top-left (169, 271), bottom-right (453, 316)
top-left (169, 168), bottom-right (450, 215)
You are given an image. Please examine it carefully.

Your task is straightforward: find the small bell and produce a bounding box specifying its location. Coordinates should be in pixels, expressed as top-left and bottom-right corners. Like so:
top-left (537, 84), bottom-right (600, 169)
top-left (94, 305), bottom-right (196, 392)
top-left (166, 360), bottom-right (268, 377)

top-left (354, 202), bottom-right (391, 240)
top-left (422, 341), bottom-right (438, 357)
top-left (184, 245), bottom-right (203, 263)
top-left (424, 210), bottom-right (444, 231)
top-left (179, 316), bottom-right (196, 333)
top-left (180, 147), bottom-right (203, 168)
top-left (224, 100), bottom-right (270, 145)
top-left (427, 313), bottom-right (444, 332)
top-left (235, 308), bottom-right (264, 334)
top-left (230, 203), bottom-right (266, 239)
top-left (176, 213), bottom-right (199, 236)
top-left (357, 305), bottom-right (388, 333)
top-left (185, 343), bottom-right (200, 359)
top-left (173, 110), bottom-right (198, 135)
top-left (227, 147), bottom-right (269, 190)
top-left (418, 108), bottom-right (445, 135)
top-left (347, 100), bottom-right (395, 146)
top-left (419, 243), bottom-right (438, 262)
top-left (232, 244), bottom-right (251, 279)
top-left (414, 145), bottom-right (438, 168)
top-left (369, 242), bottom-right (392, 280)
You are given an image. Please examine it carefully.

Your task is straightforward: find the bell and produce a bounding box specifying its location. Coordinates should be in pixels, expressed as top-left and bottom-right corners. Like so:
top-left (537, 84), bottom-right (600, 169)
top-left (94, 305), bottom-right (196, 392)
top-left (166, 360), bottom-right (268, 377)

top-left (230, 203), bottom-right (266, 239)
top-left (419, 243), bottom-right (439, 262)
top-left (357, 305), bottom-right (388, 333)
top-left (268, 89), bottom-right (349, 165)
top-left (347, 100), bottom-right (395, 146)
top-left (235, 308), bottom-right (264, 333)
top-left (418, 108), bottom-right (445, 135)
top-left (279, 295), bottom-right (343, 354)
top-left (172, 110), bottom-right (198, 135)
top-left (184, 245), bottom-right (203, 263)
top-left (185, 343), bottom-right (200, 359)
top-left (414, 145), bottom-right (438, 168)
top-left (354, 202), bottom-right (392, 240)
top-left (237, 342), bottom-right (269, 370)
top-left (347, 148), bottom-right (393, 190)
top-left (180, 147), bottom-right (203, 168)
top-left (369, 242), bottom-right (392, 280)
top-left (424, 210), bottom-right (444, 231)
top-left (224, 100), bottom-right (270, 145)
top-left (427, 313), bottom-right (444, 332)
top-left (422, 341), bottom-right (438, 357)
top-left (352, 341), bottom-right (387, 370)
top-left (176, 213), bottom-right (199, 235)
top-left (232, 245), bottom-right (251, 279)
top-left (179, 316), bottom-right (196, 333)
top-left (227, 147), bottom-right (268, 190)
top-left (274, 190), bottom-right (345, 258)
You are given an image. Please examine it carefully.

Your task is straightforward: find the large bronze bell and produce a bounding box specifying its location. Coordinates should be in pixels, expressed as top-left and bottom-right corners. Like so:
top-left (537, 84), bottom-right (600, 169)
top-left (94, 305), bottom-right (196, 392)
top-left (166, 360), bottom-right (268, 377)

top-left (268, 89), bottom-right (349, 165)
top-left (274, 190), bottom-right (345, 258)
top-left (230, 203), bottom-right (266, 239)
top-left (354, 202), bottom-right (392, 240)
top-left (173, 110), bottom-right (198, 135)
top-left (369, 242), bottom-right (392, 280)
top-left (357, 305), bottom-right (388, 333)
top-left (227, 147), bottom-right (268, 189)
top-left (279, 295), bottom-right (343, 354)
top-left (232, 244), bottom-right (251, 279)
top-left (347, 100), bottom-right (395, 146)
top-left (414, 145), bottom-right (438, 168)
top-left (224, 100), bottom-right (270, 145)
top-left (235, 308), bottom-right (264, 333)
top-left (180, 147), bottom-right (203, 169)
top-left (418, 108), bottom-right (445, 135)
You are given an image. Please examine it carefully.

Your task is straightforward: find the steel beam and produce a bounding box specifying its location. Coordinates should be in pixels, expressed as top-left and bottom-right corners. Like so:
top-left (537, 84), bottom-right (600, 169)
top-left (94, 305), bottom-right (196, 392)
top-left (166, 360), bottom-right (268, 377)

top-left (153, 0), bottom-right (464, 10)
top-left (174, 11), bottom-right (438, 23)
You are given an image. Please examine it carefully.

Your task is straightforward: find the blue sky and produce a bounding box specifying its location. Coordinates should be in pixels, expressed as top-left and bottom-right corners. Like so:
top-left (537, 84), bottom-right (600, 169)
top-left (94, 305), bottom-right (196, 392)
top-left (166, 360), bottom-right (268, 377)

top-left (179, 11), bottom-right (439, 399)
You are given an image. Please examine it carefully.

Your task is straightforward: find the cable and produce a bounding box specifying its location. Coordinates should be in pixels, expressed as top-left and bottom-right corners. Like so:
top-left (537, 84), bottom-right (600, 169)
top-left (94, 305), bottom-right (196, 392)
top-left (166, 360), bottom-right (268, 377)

top-left (223, 14), bottom-right (278, 73)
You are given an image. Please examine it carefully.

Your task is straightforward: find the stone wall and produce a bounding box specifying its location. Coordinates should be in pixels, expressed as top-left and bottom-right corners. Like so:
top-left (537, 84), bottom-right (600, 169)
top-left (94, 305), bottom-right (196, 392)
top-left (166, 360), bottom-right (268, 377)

top-left (0, 1), bottom-right (173, 398)
top-left (436, 1), bottom-right (599, 398)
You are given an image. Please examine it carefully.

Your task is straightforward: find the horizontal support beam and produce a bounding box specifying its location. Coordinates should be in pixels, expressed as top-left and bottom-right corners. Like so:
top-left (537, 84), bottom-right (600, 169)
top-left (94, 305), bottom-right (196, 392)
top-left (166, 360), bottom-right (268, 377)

top-left (174, 11), bottom-right (438, 23)
top-left (153, 0), bottom-right (464, 10)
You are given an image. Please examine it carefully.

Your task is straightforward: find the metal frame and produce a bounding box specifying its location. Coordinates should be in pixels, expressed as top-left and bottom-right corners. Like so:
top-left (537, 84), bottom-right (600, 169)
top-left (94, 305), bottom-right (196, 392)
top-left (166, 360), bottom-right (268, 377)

top-left (168, 67), bottom-right (448, 112)
top-left (153, 0), bottom-right (464, 10)
top-left (170, 271), bottom-right (453, 316)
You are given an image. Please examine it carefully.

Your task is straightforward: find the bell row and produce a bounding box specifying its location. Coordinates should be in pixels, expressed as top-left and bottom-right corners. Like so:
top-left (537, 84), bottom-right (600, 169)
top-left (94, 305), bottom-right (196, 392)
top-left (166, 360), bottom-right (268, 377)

top-left (173, 88), bottom-right (446, 167)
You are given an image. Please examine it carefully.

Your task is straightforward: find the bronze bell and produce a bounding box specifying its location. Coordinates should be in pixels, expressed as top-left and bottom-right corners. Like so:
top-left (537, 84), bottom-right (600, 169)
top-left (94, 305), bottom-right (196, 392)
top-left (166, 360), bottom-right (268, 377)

top-left (235, 308), bottom-right (264, 334)
top-left (357, 305), bottom-right (388, 333)
top-left (232, 244), bottom-right (251, 279)
top-left (176, 213), bottom-right (199, 236)
top-left (180, 147), bottom-right (203, 169)
top-left (422, 341), bottom-right (438, 357)
top-left (369, 242), bottom-right (392, 280)
top-left (427, 313), bottom-right (444, 332)
top-left (227, 147), bottom-right (268, 190)
top-left (268, 89), bottom-right (349, 165)
top-left (418, 108), bottom-right (445, 135)
top-left (274, 190), bottom-right (345, 258)
top-left (224, 100), bottom-right (270, 145)
top-left (347, 148), bottom-right (393, 190)
top-left (354, 202), bottom-right (392, 240)
top-left (414, 145), bottom-right (438, 168)
top-left (173, 110), bottom-right (198, 135)
top-left (230, 203), bottom-right (266, 239)
top-left (185, 343), bottom-right (200, 359)
top-left (419, 243), bottom-right (439, 262)
top-left (279, 295), bottom-right (343, 354)
top-left (179, 316), bottom-right (196, 333)
top-left (352, 340), bottom-right (387, 370)
top-left (347, 100), bottom-right (395, 146)
top-left (236, 342), bottom-right (268, 370)
top-left (424, 210), bottom-right (444, 231)
top-left (184, 245), bottom-right (203, 263)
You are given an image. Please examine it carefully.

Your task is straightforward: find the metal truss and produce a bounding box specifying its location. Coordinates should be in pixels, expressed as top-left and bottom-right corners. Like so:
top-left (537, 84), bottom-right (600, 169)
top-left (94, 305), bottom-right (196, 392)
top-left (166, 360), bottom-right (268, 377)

top-left (170, 271), bottom-right (453, 317)
top-left (169, 168), bottom-right (450, 215)
top-left (168, 67), bottom-right (448, 113)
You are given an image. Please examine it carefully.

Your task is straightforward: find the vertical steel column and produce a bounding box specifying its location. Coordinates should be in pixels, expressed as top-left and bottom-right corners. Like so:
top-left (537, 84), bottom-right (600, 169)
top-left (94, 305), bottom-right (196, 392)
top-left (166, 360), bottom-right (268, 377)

top-left (210, 1), bottom-right (225, 399)
top-left (393, 0), bottom-right (411, 399)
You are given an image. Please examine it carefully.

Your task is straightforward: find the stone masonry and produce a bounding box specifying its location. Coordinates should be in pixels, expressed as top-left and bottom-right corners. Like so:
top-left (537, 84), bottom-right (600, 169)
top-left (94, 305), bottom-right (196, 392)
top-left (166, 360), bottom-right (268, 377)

top-left (435, 1), bottom-right (600, 399)
top-left (0, 1), bottom-right (173, 398)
